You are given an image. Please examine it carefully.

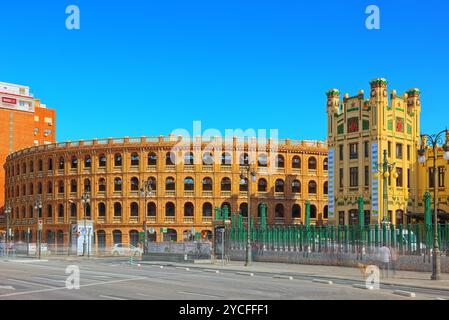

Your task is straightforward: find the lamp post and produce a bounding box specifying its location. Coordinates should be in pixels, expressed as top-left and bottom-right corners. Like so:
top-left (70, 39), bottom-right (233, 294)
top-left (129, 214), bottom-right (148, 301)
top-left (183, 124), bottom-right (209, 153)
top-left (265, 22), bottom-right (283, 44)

top-left (417, 129), bottom-right (449, 281)
top-left (4, 203), bottom-right (12, 257)
top-left (140, 177), bottom-right (155, 254)
top-left (81, 189), bottom-right (91, 257)
top-left (240, 164), bottom-right (257, 267)
top-left (34, 196), bottom-right (42, 259)
top-left (374, 150), bottom-right (397, 226)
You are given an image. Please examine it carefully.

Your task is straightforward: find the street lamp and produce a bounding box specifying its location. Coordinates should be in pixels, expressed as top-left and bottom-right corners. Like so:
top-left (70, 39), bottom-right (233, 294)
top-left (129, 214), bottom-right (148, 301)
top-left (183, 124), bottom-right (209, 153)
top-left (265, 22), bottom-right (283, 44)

top-left (373, 150), bottom-right (397, 225)
top-left (240, 164), bottom-right (257, 267)
top-left (417, 129), bottom-right (449, 281)
top-left (81, 189), bottom-right (91, 257)
top-left (4, 202), bottom-right (12, 257)
top-left (34, 196), bottom-right (42, 259)
top-left (140, 177), bottom-right (155, 254)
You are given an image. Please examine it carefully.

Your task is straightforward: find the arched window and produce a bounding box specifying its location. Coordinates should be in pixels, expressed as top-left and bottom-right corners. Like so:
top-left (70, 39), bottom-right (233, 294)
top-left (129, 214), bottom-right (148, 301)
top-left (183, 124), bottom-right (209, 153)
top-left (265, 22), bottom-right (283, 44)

top-left (38, 159), bottom-right (43, 172)
top-left (98, 203), bottom-right (106, 217)
top-left (58, 157), bottom-right (64, 170)
top-left (202, 177), bottom-right (213, 191)
top-left (148, 152), bottom-right (157, 166)
top-left (84, 178), bottom-right (91, 192)
top-left (165, 202), bottom-right (175, 217)
top-left (239, 153), bottom-right (249, 166)
top-left (221, 177), bottom-right (231, 191)
top-left (29, 160), bottom-right (34, 173)
top-left (131, 152), bottom-right (139, 166)
top-left (130, 202), bottom-right (139, 217)
top-left (258, 154), bottom-right (267, 167)
top-left (275, 204), bottom-right (284, 218)
top-left (239, 203), bottom-right (248, 217)
top-left (58, 180), bottom-right (64, 194)
top-left (165, 177), bottom-right (175, 191)
top-left (202, 203), bottom-right (212, 217)
top-left (84, 155), bottom-right (91, 168)
top-left (184, 202), bottom-right (194, 217)
top-left (221, 152), bottom-right (232, 165)
top-left (184, 177), bottom-right (194, 191)
top-left (308, 157), bottom-right (317, 170)
top-left (130, 177), bottom-right (139, 191)
top-left (221, 202), bottom-right (231, 212)
top-left (70, 203), bottom-right (77, 217)
top-left (71, 156), bottom-right (78, 169)
top-left (292, 156), bottom-right (301, 169)
top-left (292, 180), bottom-right (301, 193)
top-left (97, 230), bottom-right (106, 249)
top-left (113, 230), bottom-right (122, 245)
top-left (147, 202), bottom-right (156, 216)
top-left (184, 152), bottom-right (194, 165)
top-left (37, 182), bottom-right (42, 194)
top-left (98, 178), bottom-right (106, 192)
top-left (323, 181), bottom-right (328, 195)
top-left (166, 152), bottom-right (175, 165)
top-left (310, 205), bottom-right (317, 219)
top-left (275, 179), bottom-right (284, 193)
top-left (324, 206), bottom-right (329, 219)
top-left (147, 177), bottom-right (157, 191)
top-left (114, 202), bottom-right (122, 217)
top-left (22, 162), bottom-right (26, 174)
top-left (47, 158), bottom-right (53, 171)
top-left (58, 204), bottom-right (64, 218)
top-left (308, 180), bottom-right (317, 194)
top-left (47, 181), bottom-right (53, 194)
top-left (292, 204), bottom-right (301, 219)
top-left (114, 178), bottom-right (122, 192)
top-left (85, 203), bottom-right (91, 217)
top-left (240, 178), bottom-right (248, 192)
top-left (202, 152), bottom-right (213, 165)
top-left (29, 183), bottom-right (34, 195)
top-left (99, 154), bottom-right (107, 167)
top-left (276, 155), bottom-right (285, 168)
top-left (258, 178), bottom-right (267, 192)
top-left (70, 180), bottom-right (77, 193)
top-left (114, 153), bottom-right (122, 167)
top-left (46, 205), bottom-right (52, 218)
top-left (323, 158), bottom-right (328, 171)
top-left (129, 230), bottom-right (139, 247)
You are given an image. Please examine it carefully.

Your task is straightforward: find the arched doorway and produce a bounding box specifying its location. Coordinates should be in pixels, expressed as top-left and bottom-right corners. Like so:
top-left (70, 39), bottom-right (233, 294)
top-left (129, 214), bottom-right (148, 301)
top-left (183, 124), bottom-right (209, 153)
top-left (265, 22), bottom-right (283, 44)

top-left (113, 230), bottom-right (122, 245)
top-left (164, 229), bottom-right (177, 242)
top-left (97, 230), bottom-right (106, 252)
top-left (129, 230), bottom-right (139, 247)
top-left (395, 210), bottom-right (404, 226)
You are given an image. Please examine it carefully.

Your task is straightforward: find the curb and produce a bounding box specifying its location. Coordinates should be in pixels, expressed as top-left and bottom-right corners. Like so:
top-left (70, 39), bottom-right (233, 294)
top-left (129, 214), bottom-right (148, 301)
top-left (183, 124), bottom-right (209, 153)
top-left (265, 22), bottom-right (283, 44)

top-left (353, 283), bottom-right (374, 290)
top-left (273, 275), bottom-right (293, 280)
top-left (312, 279), bottom-right (333, 285)
top-left (393, 290), bottom-right (416, 298)
top-left (236, 272), bottom-right (254, 277)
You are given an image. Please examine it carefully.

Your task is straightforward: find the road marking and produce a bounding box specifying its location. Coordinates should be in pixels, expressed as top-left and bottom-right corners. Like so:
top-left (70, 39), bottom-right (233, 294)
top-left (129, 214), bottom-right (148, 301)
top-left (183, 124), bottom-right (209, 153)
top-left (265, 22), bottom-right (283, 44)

top-left (352, 284), bottom-right (374, 290)
top-left (7, 278), bottom-right (58, 289)
top-left (235, 272), bottom-right (254, 277)
top-left (0, 286), bottom-right (15, 290)
top-left (273, 275), bottom-right (293, 280)
top-left (312, 279), bottom-right (333, 285)
top-left (393, 290), bottom-right (416, 298)
top-left (178, 291), bottom-right (221, 299)
top-left (175, 267), bottom-right (190, 271)
top-left (0, 276), bottom-right (147, 298)
top-left (99, 295), bottom-right (127, 300)
top-left (88, 275), bottom-right (112, 279)
top-left (32, 277), bottom-right (66, 283)
top-left (7, 260), bottom-right (49, 263)
top-left (203, 269), bottom-right (219, 274)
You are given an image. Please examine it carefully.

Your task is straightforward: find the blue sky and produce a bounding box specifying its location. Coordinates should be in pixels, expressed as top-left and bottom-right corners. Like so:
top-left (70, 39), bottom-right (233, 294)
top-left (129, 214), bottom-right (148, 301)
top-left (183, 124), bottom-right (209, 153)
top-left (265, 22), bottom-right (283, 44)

top-left (1, 0), bottom-right (448, 142)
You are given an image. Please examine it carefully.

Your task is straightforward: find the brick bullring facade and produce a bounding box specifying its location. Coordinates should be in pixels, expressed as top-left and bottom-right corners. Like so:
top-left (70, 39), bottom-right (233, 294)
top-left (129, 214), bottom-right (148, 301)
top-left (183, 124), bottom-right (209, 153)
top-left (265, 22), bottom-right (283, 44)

top-left (4, 136), bottom-right (328, 249)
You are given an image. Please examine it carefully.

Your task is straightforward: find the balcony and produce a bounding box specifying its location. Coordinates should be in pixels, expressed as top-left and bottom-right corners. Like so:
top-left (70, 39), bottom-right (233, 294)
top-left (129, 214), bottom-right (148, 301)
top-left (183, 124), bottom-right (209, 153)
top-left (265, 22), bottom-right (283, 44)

top-left (184, 190), bottom-right (195, 197)
top-left (274, 217), bottom-right (285, 224)
top-left (45, 218), bottom-right (53, 224)
top-left (113, 216), bottom-right (122, 223)
top-left (183, 217), bottom-right (194, 223)
top-left (165, 165), bottom-right (175, 171)
top-left (239, 191), bottom-right (248, 198)
top-left (129, 217), bottom-right (139, 224)
top-left (308, 169), bottom-right (317, 176)
top-left (202, 165), bottom-right (213, 172)
top-left (202, 191), bottom-right (213, 197)
top-left (274, 192), bottom-right (285, 199)
top-left (221, 191), bottom-right (231, 197)
top-left (97, 217), bottom-right (106, 224)
top-left (275, 167), bottom-right (285, 173)
top-left (292, 168), bottom-right (301, 174)
top-left (57, 218), bottom-right (64, 224)
top-left (97, 167), bottom-right (106, 173)
top-left (165, 190), bottom-right (175, 197)
top-left (220, 165), bottom-right (231, 172)
top-left (292, 218), bottom-right (302, 225)
top-left (147, 165), bottom-right (157, 172)
top-left (202, 216), bottom-right (212, 223)
top-left (184, 165), bottom-right (194, 172)
top-left (146, 216), bottom-right (156, 223)
top-left (165, 217), bottom-right (175, 223)
top-left (57, 169), bottom-right (64, 176)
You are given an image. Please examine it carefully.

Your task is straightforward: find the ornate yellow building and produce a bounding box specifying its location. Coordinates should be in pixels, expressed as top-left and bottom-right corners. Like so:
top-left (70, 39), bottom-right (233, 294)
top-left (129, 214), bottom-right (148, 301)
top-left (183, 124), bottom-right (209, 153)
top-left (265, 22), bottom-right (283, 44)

top-left (4, 136), bottom-right (329, 248)
top-left (327, 78), bottom-right (449, 226)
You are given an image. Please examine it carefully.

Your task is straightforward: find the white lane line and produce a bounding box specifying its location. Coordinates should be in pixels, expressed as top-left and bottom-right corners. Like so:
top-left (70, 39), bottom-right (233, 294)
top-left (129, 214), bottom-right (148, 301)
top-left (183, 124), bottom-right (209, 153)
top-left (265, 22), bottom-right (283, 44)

top-left (32, 277), bottom-right (66, 284)
top-left (0, 276), bottom-right (147, 298)
top-left (0, 286), bottom-right (15, 290)
top-left (99, 295), bottom-right (127, 300)
top-left (178, 291), bottom-right (221, 299)
top-left (7, 278), bottom-right (58, 289)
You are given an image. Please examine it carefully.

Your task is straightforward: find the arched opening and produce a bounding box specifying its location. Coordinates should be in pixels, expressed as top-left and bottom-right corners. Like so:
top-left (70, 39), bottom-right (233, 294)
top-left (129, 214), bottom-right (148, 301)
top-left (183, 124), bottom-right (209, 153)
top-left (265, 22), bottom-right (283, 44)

top-left (99, 154), bottom-right (107, 167)
top-left (58, 157), bottom-right (65, 170)
top-left (324, 206), bottom-right (329, 219)
top-left (323, 181), bottom-right (328, 195)
top-left (184, 152), bottom-right (194, 165)
top-left (275, 204), bottom-right (284, 218)
top-left (308, 157), bottom-right (317, 170)
top-left (129, 230), bottom-right (139, 247)
top-left (202, 152), bottom-right (214, 165)
top-left (84, 155), bottom-right (91, 168)
top-left (71, 156), bottom-right (78, 169)
top-left (258, 154), bottom-right (268, 167)
top-left (166, 152), bottom-right (176, 165)
top-left (184, 202), bottom-right (194, 217)
top-left (184, 177), bottom-right (194, 191)
top-left (97, 230), bottom-right (106, 251)
top-left (98, 178), bottom-right (106, 192)
top-left (310, 205), bottom-right (317, 219)
top-left (147, 152), bottom-right (157, 166)
top-left (221, 177), bottom-right (231, 191)
top-left (221, 152), bottom-right (232, 165)
top-left (70, 203), bottom-right (77, 218)
top-left (275, 179), bottom-right (284, 193)
top-left (323, 158), bottom-right (328, 171)
top-left (202, 203), bottom-right (212, 217)
top-left (276, 155), bottom-right (285, 168)
top-left (165, 202), bottom-right (175, 217)
top-left (239, 203), bottom-right (248, 217)
top-left (70, 179), bottom-right (77, 193)
top-left (131, 153), bottom-right (140, 166)
top-left (202, 177), bottom-right (213, 191)
top-left (147, 202), bottom-right (156, 217)
top-left (292, 204), bottom-right (301, 219)
top-left (165, 177), bottom-right (175, 191)
top-left (130, 177), bottom-right (139, 191)
top-left (239, 153), bottom-right (249, 166)
top-left (114, 177), bottom-right (122, 192)
top-left (114, 153), bottom-right (122, 167)
top-left (130, 202), bottom-right (139, 217)
top-left (57, 230), bottom-right (64, 246)
top-left (164, 229), bottom-right (177, 242)
top-left (114, 202), bottom-right (122, 217)
top-left (308, 180), bottom-right (317, 194)
top-left (240, 177), bottom-right (248, 192)
top-left (98, 203), bottom-right (106, 217)
top-left (113, 230), bottom-right (122, 245)
top-left (258, 179), bottom-right (267, 192)
top-left (292, 180), bottom-right (301, 193)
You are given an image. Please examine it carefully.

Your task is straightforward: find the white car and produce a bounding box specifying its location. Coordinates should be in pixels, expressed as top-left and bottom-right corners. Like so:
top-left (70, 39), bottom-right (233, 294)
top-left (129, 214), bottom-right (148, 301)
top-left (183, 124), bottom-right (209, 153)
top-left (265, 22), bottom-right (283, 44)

top-left (111, 243), bottom-right (143, 256)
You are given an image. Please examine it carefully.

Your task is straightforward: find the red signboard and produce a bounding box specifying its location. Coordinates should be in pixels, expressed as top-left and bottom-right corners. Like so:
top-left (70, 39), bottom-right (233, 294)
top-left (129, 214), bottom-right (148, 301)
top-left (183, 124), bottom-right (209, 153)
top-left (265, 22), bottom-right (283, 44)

top-left (2, 97), bottom-right (17, 104)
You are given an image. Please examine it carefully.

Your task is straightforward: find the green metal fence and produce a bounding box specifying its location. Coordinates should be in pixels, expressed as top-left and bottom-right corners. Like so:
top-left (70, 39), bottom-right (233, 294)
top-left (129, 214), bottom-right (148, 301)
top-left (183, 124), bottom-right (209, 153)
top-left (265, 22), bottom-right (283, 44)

top-left (229, 218), bottom-right (449, 256)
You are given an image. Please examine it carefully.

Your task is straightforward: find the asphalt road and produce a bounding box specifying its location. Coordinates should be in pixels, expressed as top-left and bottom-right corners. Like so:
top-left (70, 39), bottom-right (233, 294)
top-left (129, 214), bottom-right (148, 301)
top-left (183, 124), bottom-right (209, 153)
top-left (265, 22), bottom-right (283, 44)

top-left (0, 257), bottom-right (445, 300)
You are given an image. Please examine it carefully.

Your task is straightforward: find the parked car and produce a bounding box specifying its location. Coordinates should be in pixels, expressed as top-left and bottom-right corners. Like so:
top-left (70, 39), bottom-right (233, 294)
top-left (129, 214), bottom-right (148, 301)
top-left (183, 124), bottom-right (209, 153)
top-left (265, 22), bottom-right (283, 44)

top-left (111, 243), bottom-right (143, 256)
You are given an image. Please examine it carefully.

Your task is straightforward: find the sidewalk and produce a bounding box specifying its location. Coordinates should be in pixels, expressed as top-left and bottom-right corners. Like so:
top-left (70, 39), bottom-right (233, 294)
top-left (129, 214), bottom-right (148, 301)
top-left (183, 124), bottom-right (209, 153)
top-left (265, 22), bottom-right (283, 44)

top-left (140, 259), bottom-right (449, 292)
